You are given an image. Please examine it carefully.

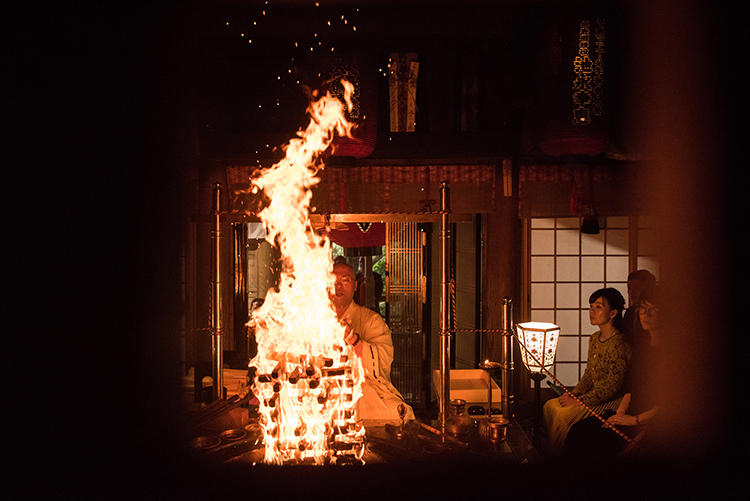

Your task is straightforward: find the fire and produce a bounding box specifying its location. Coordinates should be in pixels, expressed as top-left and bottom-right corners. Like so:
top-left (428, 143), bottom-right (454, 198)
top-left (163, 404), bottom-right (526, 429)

top-left (248, 80), bottom-right (366, 465)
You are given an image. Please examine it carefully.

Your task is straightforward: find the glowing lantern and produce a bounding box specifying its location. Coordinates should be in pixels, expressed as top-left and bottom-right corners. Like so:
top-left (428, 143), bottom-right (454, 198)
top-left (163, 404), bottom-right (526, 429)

top-left (515, 322), bottom-right (560, 373)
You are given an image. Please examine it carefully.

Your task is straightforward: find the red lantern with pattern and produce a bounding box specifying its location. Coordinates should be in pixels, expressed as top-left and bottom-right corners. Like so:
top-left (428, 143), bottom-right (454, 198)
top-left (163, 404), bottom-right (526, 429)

top-left (526, 10), bottom-right (614, 157)
top-left (322, 53), bottom-right (377, 158)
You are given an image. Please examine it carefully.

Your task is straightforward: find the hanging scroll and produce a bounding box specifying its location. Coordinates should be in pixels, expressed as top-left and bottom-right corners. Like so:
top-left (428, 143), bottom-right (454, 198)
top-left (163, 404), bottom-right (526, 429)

top-left (388, 53), bottom-right (420, 132)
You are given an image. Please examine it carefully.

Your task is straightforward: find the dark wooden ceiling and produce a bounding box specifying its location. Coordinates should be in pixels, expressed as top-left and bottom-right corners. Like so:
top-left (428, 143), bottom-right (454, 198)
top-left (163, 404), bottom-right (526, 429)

top-left (188, 0), bottom-right (634, 162)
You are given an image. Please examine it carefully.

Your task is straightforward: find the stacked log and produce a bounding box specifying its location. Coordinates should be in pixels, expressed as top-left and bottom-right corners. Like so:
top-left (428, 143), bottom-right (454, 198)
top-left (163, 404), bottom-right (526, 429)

top-left (250, 345), bottom-right (365, 465)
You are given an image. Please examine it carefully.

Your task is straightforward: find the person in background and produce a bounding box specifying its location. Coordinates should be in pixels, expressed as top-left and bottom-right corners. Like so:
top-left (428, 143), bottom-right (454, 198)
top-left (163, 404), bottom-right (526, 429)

top-left (563, 286), bottom-right (662, 458)
top-left (542, 288), bottom-right (631, 454)
top-left (623, 270), bottom-right (656, 346)
top-left (246, 297), bottom-right (265, 361)
top-left (373, 271), bottom-right (384, 304)
top-left (331, 261), bottom-right (415, 423)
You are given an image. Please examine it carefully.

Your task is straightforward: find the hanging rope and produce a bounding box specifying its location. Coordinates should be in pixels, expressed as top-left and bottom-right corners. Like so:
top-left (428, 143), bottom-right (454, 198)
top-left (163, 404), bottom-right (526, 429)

top-left (450, 279), bottom-right (456, 331)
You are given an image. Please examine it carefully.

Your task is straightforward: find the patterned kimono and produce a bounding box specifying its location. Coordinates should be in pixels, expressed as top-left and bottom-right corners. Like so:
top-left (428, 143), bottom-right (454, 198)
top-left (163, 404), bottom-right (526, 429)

top-left (543, 329), bottom-right (631, 452)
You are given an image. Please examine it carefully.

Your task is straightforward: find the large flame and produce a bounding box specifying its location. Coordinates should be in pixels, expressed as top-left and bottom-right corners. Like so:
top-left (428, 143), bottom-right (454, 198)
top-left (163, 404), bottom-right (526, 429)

top-left (248, 80), bottom-right (366, 465)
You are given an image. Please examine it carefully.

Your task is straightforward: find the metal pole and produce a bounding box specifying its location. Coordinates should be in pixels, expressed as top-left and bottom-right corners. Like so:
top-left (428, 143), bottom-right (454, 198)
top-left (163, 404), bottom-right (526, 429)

top-left (439, 182), bottom-right (452, 439)
top-left (500, 297), bottom-right (514, 418)
top-left (487, 368), bottom-right (493, 417)
top-left (529, 372), bottom-right (546, 442)
top-left (211, 183), bottom-right (224, 400)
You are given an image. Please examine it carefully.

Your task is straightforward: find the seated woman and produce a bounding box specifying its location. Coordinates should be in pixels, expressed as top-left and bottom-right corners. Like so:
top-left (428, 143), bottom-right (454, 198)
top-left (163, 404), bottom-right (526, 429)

top-left (542, 288), bottom-right (631, 454)
top-left (562, 286), bottom-right (662, 458)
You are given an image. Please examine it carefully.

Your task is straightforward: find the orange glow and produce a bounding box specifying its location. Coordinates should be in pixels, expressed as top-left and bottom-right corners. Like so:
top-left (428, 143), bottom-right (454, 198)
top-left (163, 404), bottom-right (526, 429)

top-left (248, 80), bottom-right (365, 465)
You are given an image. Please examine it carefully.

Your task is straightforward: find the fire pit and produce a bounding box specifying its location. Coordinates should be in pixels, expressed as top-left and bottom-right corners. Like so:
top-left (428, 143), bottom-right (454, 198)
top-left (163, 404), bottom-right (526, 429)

top-left (249, 349), bottom-right (364, 465)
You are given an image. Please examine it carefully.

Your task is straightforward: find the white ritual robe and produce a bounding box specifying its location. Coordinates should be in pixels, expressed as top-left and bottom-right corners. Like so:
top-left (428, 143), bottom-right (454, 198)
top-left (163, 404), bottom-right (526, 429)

top-left (341, 302), bottom-right (415, 424)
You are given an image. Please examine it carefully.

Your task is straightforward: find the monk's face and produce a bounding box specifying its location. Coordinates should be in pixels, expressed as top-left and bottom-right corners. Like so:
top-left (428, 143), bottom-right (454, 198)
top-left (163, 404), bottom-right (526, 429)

top-left (331, 263), bottom-right (356, 311)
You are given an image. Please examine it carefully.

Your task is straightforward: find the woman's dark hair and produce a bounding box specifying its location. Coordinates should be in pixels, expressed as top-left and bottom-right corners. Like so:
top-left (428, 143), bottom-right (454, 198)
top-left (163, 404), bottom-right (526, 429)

top-left (627, 269), bottom-right (657, 284)
top-left (639, 285), bottom-right (660, 306)
top-left (589, 287), bottom-right (626, 331)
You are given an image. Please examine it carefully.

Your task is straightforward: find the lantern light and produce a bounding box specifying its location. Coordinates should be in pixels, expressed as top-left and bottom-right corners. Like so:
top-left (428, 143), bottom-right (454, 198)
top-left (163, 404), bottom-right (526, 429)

top-left (515, 322), bottom-right (560, 373)
top-left (516, 321), bottom-right (560, 447)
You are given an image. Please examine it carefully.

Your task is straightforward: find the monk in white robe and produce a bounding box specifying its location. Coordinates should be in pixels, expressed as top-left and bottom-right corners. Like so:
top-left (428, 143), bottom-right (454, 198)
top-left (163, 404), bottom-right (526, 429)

top-left (331, 262), bottom-right (415, 424)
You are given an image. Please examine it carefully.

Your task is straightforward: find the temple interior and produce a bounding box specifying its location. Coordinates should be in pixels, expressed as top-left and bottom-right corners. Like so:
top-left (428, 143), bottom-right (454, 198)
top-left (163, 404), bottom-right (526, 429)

top-left (14, 0), bottom-right (742, 496)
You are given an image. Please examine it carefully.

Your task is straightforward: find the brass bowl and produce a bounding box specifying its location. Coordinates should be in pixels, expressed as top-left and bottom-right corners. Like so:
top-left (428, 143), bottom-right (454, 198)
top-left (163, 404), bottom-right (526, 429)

top-left (479, 416), bottom-right (509, 442)
top-left (448, 398), bottom-right (466, 416)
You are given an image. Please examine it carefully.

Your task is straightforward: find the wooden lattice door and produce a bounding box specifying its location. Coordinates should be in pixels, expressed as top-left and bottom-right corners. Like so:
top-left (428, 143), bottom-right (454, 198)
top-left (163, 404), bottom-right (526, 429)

top-left (386, 222), bottom-right (426, 407)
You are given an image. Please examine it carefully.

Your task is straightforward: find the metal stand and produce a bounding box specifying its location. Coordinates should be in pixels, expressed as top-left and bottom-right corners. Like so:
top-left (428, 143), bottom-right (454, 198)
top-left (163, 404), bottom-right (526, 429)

top-left (477, 361), bottom-right (501, 417)
top-left (439, 181), bottom-right (452, 442)
top-left (529, 372), bottom-right (546, 443)
top-left (478, 297), bottom-right (515, 423)
top-left (210, 183), bottom-right (225, 401)
top-left (499, 297), bottom-right (514, 419)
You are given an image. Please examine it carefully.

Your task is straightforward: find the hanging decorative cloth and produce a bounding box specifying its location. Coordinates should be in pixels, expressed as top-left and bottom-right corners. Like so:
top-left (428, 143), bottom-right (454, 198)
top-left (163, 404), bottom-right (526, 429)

top-left (329, 223), bottom-right (385, 256)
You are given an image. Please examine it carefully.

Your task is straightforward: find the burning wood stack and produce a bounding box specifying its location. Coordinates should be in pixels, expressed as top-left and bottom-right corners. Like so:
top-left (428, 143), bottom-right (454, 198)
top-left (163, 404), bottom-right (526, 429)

top-left (250, 346), bottom-right (365, 464)
top-left (246, 80), bottom-right (366, 465)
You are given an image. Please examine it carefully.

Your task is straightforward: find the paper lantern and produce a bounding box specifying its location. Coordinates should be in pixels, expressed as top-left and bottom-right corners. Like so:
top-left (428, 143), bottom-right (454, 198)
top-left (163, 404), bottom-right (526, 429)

top-left (515, 322), bottom-right (560, 373)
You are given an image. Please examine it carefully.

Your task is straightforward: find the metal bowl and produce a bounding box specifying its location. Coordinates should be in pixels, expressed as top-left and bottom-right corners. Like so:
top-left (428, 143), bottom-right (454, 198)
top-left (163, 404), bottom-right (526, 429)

top-left (244, 423), bottom-right (262, 434)
top-left (477, 360), bottom-right (503, 370)
top-left (448, 398), bottom-right (466, 416)
top-left (486, 416), bottom-right (509, 442)
top-left (190, 435), bottom-right (221, 450)
top-left (219, 428), bottom-right (247, 442)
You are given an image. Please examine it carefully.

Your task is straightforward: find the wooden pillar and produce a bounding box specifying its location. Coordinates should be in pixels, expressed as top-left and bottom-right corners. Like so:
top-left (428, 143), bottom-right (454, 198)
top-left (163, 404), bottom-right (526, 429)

top-left (481, 160), bottom-right (526, 409)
